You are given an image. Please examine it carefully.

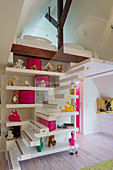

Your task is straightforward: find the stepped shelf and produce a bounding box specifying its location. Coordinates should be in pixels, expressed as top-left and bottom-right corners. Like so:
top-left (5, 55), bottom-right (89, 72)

top-left (5, 67), bottom-right (64, 77)
top-left (6, 119), bottom-right (29, 127)
top-left (6, 86), bottom-right (54, 91)
top-left (6, 103), bottom-right (42, 109)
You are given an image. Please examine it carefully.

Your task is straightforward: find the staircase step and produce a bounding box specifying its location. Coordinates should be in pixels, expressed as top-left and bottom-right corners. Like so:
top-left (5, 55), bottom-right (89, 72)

top-left (29, 120), bottom-right (49, 133)
top-left (36, 112), bottom-right (57, 121)
top-left (22, 129), bottom-right (40, 147)
top-left (15, 138), bottom-right (31, 160)
top-left (7, 149), bottom-right (21, 170)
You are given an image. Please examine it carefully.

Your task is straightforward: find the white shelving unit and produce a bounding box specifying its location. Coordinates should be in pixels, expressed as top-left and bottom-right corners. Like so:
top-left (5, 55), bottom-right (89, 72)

top-left (5, 66), bottom-right (82, 170)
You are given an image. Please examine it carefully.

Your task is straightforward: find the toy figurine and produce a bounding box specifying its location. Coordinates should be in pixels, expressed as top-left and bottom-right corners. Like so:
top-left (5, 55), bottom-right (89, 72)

top-left (61, 101), bottom-right (75, 112)
top-left (44, 63), bottom-right (55, 72)
top-left (13, 59), bottom-right (26, 69)
top-left (48, 135), bottom-right (56, 147)
top-left (8, 76), bottom-right (19, 86)
top-left (24, 80), bottom-right (31, 87)
top-left (5, 130), bottom-right (14, 140)
top-left (38, 80), bottom-right (46, 87)
top-left (10, 126), bottom-right (20, 139)
top-left (69, 131), bottom-right (78, 155)
top-left (11, 91), bottom-right (18, 104)
top-left (31, 64), bottom-right (38, 70)
top-left (36, 137), bottom-right (43, 152)
top-left (56, 64), bottom-right (64, 72)
top-left (8, 110), bottom-right (21, 122)
top-left (69, 83), bottom-right (75, 95)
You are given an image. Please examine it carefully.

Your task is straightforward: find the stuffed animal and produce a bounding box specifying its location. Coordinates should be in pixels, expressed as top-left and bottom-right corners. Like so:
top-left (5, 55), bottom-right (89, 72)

top-left (8, 76), bottom-right (19, 86)
top-left (8, 110), bottom-right (21, 122)
top-left (48, 135), bottom-right (56, 147)
top-left (38, 80), bottom-right (46, 87)
top-left (31, 64), bottom-right (38, 70)
top-left (11, 91), bottom-right (18, 104)
top-left (61, 101), bottom-right (75, 112)
top-left (69, 131), bottom-right (78, 155)
top-left (13, 59), bottom-right (26, 69)
top-left (56, 64), bottom-right (64, 72)
top-left (5, 131), bottom-right (14, 140)
top-left (10, 126), bottom-right (20, 139)
top-left (24, 80), bottom-right (31, 87)
top-left (44, 63), bottom-right (55, 72)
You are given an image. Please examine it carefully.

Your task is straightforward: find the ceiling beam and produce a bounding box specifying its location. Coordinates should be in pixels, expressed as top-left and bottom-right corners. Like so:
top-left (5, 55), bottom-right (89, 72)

top-left (60, 0), bottom-right (72, 28)
top-left (45, 13), bottom-right (59, 28)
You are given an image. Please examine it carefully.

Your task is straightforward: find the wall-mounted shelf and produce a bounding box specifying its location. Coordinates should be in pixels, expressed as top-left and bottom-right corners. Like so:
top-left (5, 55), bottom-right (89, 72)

top-left (5, 67), bottom-right (64, 77)
top-left (6, 103), bottom-right (42, 109)
top-left (6, 119), bottom-right (30, 127)
top-left (6, 86), bottom-right (54, 91)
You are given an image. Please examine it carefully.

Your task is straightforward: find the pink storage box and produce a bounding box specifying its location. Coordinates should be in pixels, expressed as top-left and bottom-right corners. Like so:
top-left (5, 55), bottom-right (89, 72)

top-left (36, 75), bottom-right (50, 87)
top-left (27, 58), bottom-right (41, 70)
top-left (40, 118), bottom-right (56, 132)
top-left (19, 91), bottom-right (35, 104)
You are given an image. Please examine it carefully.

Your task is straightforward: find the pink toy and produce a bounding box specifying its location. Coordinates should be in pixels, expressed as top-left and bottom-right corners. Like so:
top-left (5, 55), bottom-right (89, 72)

top-left (8, 110), bottom-right (21, 122)
top-left (68, 131), bottom-right (78, 155)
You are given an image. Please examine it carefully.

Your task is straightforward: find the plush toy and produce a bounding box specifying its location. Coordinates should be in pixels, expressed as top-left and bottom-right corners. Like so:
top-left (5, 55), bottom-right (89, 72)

top-left (61, 101), bottom-right (75, 112)
top-left (8, 110), bottom-right (21, 122)
top-left (38, 80), bottom-right (46, 87)
top-left (8, 76), bottom-right (19, 86)
top-left (69, 131), bottom-right (78, 155)
top-left (11, 91), bottom-right (18, 104)
top-left (56, 64), bottom-right (64, 72)
top-left (5, 130), bottom-right (14, 140)
top-left (13, 59), bottom-right (26, 69)
top-left (24, 80), bottom-right (31, 87)
top-left (48, 135), bottom-right (56, 147)
top-left (36, 137), bottom-right (43, 152)
top-left (10, 126), bottom-right (20, 139)
top-left (31, 64), bottom-right (38, 70)
top-left (44, 63), bottom-right (55, 72)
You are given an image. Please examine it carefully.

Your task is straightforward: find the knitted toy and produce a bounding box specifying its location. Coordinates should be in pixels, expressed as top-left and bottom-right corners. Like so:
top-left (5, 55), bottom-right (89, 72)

top-left (8, 110), bottom-right (21, 122)
top-left (61, 101), bottom-right (75, 112)
top-left (44, 63), bottom-right (55, 72)
top-left (48, 135), bottom-right (56, 147)
top-left (13, 59), bottom-right (26, 69)
top-left (69, 131), bottom-right (78, 155)
top-left (11, 91), bottom-right (18, 104)
top-left (24, 80), bottom-right (31, 87)
top-left (5, 131), bottom-right (14, 140)
top-left (8, 76), bottom-right (19, 86)
top-left (38, 80), bottom-right (46, 87)
top-left (56, 64), bottom-right (64, 72)
top-left (31, 64), bottom-right (38, 70)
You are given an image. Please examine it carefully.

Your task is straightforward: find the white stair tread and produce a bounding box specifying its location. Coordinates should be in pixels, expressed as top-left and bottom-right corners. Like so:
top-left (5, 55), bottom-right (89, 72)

top-left (15, 138), bottom-right (31, 160)
top-left (36, 112), bottom-right (57, 121)
top-left (22, 129), bottom-right (40, 147)
top-left (29, 120), bottom-right (49, 133)
top-left (7, 149), bottom-right (21, 170)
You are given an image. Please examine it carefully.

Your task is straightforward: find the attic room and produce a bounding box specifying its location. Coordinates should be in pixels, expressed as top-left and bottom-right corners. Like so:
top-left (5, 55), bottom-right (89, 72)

top-left (0, 0), bottom-right (113, 170)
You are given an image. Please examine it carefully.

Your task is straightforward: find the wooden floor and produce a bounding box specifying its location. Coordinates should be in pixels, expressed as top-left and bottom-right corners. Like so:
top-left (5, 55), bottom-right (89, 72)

top-left (3, 132), bottom-right (113, 170)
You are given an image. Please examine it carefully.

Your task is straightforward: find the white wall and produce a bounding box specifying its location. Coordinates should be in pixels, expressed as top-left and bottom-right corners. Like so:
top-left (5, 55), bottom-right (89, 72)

top-left (93, 74), bottom-right (113, 98)
top-left (83, 78), bottom-right (100, 134)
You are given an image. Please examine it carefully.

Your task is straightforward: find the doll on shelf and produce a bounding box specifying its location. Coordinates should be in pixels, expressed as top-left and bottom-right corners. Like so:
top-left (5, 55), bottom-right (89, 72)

top-left (11, 91), bottom-right (18, 104)
top-left (69, 83), bottom-right (75, 95)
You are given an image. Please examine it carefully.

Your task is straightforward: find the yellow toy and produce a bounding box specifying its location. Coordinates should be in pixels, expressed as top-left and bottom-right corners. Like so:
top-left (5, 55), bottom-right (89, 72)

top-left (61, 101), bottom-right (75, 112)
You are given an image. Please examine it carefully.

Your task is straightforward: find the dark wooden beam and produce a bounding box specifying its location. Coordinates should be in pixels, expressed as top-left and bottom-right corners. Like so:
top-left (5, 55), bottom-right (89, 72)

top-left (45, 13), bottom-right (59, 28)
top-left (57, 0), bottom-right (63, 51)
top-left (11, 44), bottom-right (89, 63)
top-left (60, 0), bottom-right (72, 28)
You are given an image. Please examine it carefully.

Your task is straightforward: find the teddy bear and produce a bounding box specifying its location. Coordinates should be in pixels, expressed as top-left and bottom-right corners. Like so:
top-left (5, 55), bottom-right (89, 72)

top-left (5, 130), bottom-right (14, 140)
top-left (48, 135), bottom-right (56, 147)
top-left (56, 64), bottom-right (64, 72)
top-left (24, 80), bottom-right (31, 87)
top-left (31, 64), bottom-right (38, 70)
top-left (13, 59), bottom-right (26, 69)
top-left (8, 76), bottom-right (19, 86)
top-left (11, 91), bottom-right (18, 104)
top-left (38, 80), bottom-right (46, 87)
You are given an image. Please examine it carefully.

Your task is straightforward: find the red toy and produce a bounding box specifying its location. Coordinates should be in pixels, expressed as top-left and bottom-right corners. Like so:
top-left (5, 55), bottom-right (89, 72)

top-left (8, 110), bottom-right (21, 122)
top-left (69, 131), bottom-right (78, 155)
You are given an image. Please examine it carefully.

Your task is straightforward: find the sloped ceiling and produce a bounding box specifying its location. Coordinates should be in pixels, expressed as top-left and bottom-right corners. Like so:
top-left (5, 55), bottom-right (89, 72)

top-left (93, 74), bottom-right (113, 98)
top-left (0, 0), bottom-right (24, 68)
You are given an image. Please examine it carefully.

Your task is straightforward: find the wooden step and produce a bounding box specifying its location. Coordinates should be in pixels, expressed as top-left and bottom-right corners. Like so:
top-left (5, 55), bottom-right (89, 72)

top-left (59, 75), bottom-right (84, 83)
top-left (7, 149), bottom-right (21, 170)
top-left (42, 103), bottom-right (62, 110)
top-left (36, 112), bottom-right (57, 121)
top-left (15, 138), bottom-right (31, 160)
top-left (54, 94), bottom-right (78, 99)
top-left (22, 129), bottom-right (40, 147)
top-left (54, 84), bottom-right (74, 91)
top-left (29, 120), bottom-right (49, 133)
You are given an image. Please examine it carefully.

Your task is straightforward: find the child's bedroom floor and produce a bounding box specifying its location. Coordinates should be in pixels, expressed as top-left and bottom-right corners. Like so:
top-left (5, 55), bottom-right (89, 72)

top-left (3, 132), bottom-right (113, 170)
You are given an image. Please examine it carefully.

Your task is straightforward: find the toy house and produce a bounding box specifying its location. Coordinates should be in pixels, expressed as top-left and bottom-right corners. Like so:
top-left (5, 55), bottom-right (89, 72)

top-left (1, 0), bottom-right (113, 170)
